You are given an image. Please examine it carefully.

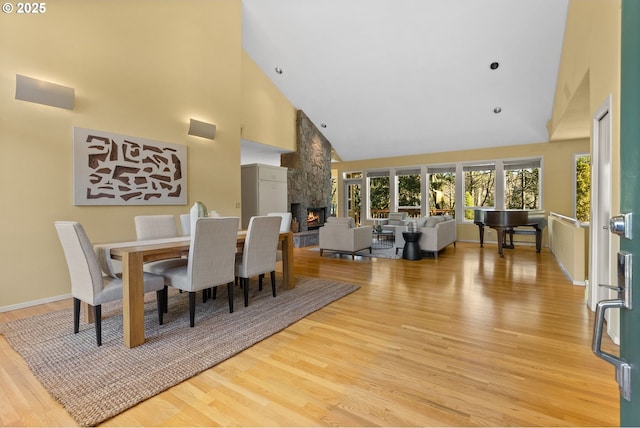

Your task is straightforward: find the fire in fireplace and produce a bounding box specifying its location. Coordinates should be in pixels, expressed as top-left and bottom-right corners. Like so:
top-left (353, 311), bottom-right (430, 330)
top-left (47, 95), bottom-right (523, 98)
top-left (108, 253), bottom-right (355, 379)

top-left (306, 207), bottom-right (326, 230)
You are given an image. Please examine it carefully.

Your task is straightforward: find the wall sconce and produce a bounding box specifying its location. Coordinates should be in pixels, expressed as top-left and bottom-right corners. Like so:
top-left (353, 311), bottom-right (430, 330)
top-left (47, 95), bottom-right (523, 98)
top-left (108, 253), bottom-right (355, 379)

top-left (188, 118), bottom-right (216, 140)
top-left (15, 74), bottom-right (75, 110)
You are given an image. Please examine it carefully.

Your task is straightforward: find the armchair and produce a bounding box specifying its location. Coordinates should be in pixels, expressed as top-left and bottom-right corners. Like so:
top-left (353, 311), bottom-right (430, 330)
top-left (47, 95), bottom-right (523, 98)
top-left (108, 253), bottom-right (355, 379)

top-left (380, 212), bottom-right (408, 233)
top-left (319, 217), bottom-right (372, 259)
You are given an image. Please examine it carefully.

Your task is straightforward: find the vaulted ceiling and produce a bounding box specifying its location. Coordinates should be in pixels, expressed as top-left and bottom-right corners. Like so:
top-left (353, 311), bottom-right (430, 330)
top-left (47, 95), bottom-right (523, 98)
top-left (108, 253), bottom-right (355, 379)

top-left (241, 0), bottom-right (569, 163)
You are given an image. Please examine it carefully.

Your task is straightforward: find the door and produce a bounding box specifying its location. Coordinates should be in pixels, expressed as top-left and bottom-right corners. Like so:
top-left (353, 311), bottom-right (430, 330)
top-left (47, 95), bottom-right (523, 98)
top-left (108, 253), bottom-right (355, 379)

top-left (615, 1), bottom-right (639, 423)
top-left (342, 179), bottom-right (362, 226)
top-left (589, 98), bottom-right (613, 315)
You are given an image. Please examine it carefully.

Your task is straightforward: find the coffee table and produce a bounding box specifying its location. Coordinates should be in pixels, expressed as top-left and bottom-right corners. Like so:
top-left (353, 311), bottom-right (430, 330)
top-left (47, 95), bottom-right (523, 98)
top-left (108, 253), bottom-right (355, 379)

top-left (372, 230), bottom-right (394, 249)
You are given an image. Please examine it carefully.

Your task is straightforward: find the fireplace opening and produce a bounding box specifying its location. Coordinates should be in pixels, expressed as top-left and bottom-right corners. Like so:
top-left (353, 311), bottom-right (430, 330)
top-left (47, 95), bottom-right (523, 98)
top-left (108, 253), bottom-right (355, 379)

top-left (306, 207), bottom-right (327, 230)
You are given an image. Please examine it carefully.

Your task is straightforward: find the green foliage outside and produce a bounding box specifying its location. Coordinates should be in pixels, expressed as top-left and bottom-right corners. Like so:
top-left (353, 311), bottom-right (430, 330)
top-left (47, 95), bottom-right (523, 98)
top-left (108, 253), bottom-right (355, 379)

top-left (398, 175), bottom-right (421, 207)
top-left (369, 176), bottom-right (390, 217)
top-left (576, 155), bottom-right (591, 222)
top-left (505, 168), bottom-right (540, 209)
top-left (429, 172), bottom-right (455, 217)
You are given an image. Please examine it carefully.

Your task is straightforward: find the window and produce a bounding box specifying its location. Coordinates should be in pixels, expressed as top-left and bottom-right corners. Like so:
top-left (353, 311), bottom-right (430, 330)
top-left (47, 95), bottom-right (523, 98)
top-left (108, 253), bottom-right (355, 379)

top-left (503, 158), bottom-right (541, 209)
top-left (427, 165), bottom-right (456, 217)
top-left (574, 153), bottom-right (591, 223)
top-left (395, 168), bottom-right (421, 218)
top-left (463, 163), bottom-right (495, 219)
top-left (367, 170), bottom-right (390, 219)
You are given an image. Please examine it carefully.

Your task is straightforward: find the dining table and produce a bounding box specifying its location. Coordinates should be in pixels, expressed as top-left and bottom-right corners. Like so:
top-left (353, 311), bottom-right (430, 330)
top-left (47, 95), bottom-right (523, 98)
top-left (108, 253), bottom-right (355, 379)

top-left (93, 231), bottom-right (294, 348)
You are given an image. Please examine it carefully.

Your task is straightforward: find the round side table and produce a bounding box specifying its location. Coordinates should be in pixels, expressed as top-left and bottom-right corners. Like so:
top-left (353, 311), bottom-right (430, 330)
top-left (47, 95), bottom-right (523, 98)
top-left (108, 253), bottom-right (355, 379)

top-left (402, 231), bottom-right (422, 260)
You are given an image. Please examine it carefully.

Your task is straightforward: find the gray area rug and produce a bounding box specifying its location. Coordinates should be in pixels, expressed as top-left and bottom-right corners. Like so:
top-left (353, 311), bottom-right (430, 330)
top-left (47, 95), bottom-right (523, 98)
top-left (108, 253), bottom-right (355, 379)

top-left (0, 276), bottom-right (359, 426)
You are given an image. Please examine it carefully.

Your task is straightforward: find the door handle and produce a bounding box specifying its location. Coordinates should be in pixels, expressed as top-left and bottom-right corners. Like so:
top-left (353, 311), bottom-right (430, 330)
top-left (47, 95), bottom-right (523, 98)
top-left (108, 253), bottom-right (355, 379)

top-left (592, 298), bottom-right (632, 401)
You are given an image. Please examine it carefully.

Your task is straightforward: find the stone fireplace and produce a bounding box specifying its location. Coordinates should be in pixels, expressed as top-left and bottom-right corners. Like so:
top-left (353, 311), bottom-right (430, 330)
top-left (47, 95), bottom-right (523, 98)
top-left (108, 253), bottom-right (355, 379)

top-left (281, 110), bottom-right (333, 244)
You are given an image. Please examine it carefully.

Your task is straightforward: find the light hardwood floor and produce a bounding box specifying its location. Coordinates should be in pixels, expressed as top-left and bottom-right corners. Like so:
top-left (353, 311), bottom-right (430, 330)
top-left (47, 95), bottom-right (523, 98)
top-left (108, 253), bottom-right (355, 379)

top-left (0, 242), bottom-right (619, 426)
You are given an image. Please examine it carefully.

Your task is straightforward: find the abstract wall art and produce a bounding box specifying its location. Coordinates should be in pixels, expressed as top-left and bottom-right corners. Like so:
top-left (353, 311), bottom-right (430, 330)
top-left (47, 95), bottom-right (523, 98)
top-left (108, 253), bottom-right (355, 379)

top-left (73, 127), bottom-right (187, 205)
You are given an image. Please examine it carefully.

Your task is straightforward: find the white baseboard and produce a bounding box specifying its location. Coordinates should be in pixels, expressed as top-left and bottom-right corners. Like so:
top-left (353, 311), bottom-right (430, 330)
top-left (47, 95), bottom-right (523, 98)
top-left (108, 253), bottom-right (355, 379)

top-left (0, 293), bottom-right (71, 313)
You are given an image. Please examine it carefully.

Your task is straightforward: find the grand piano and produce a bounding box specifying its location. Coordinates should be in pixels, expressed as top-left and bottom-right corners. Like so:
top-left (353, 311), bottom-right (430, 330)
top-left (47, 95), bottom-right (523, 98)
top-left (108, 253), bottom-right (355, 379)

top-left (473, 209), bottom-right (547, 256)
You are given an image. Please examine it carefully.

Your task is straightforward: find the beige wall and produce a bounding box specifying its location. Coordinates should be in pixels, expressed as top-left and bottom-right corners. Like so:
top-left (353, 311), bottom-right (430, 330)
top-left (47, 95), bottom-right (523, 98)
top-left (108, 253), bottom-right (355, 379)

top-left (0, 1), bottom-right (248, 308)
top-left (551, 0), bottom-right (621, 217)
top-left (333, 139), bottom-right (589, 242)
top-left (241, 51), bottom-right (297, 151)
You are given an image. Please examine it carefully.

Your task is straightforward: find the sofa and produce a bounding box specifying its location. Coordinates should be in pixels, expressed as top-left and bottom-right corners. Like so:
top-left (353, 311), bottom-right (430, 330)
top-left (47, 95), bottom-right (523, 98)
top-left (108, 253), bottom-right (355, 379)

top-left (392, 215), bottom-right (456, 258)
top-left (319, 217), bottom-right (372, 259)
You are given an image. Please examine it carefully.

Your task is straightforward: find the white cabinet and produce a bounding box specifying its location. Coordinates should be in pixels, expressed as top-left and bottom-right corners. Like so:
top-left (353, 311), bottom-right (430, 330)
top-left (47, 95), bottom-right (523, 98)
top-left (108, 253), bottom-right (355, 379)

top-left (241, 164), bottom-right (288, 229)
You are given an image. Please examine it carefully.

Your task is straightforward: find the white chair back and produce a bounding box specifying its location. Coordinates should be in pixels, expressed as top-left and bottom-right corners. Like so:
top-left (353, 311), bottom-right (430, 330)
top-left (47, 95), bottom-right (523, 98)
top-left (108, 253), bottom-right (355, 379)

top-left (267, 212), bottom-right (292, 232)
top-left (237, 216), bottom-right (281, 278)
top-left (186, 217), bottom-right (239, 291)
top-left (179, 214), bottom-right (190, 236)
top-left (134, 215), bottom-right (179, 240)
top-left (54, 221), bottom-right (106, 304)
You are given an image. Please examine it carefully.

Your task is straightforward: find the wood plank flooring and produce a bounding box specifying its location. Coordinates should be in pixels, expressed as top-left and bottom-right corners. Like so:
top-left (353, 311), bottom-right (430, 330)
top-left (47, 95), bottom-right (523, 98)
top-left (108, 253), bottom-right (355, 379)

top-left (0, 242), bottom-right (619, 426)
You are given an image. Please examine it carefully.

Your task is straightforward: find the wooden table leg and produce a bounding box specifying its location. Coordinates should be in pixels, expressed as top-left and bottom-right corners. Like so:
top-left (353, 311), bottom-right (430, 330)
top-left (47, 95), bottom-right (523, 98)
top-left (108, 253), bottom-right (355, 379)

top-left (82, 302), bottom-right (94, 324)
top-left (281, 232), bottom-right (294, 289)
top-left (122, 250), bottom-right (145, 348)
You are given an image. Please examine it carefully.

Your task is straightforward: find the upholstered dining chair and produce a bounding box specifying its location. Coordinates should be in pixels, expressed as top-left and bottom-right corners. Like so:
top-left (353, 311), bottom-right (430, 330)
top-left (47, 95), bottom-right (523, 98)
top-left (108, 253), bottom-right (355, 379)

top-left (267, 212), bottom-right (291, 262)
top-left (180, 209), bottom-right (222, 236)
top-left (54, 221), bottom-right (166, 346)
top-left (133, 215), bottom-right (188, 302)
top-left (155, 217), bottom-right (239, 327)
top-left (235, 216), bottom-right (282, 308)
top-left (267, 212), bottom-right (292, 232)
top-left (134, 214), bottom-right (179, 240)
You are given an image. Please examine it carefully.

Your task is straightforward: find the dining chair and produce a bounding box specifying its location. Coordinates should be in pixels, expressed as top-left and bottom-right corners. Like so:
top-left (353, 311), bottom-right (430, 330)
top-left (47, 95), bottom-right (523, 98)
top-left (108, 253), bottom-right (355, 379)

top-left (235, 216), bottom-right (282, 307)
top-left (54, 221), bottom-right (166, 346)
top-left (267, 212), bottom-right (292, 233)
top-left (180, 210), bottom-right (220, 236)
top-left (267, 212), bottom-right (291, 261)
top-left (134, 214), bottom-right (179, 240)
top-left (134, 215), bottom-right (188, 279)
top-left (156, 217), bottom-right (239, 327)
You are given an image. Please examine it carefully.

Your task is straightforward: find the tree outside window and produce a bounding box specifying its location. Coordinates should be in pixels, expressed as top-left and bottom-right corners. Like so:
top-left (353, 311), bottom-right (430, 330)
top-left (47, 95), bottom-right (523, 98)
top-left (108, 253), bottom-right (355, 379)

top-left (367, 171), bottom-right (390, 219)
top-left (504, 159), bottom-right (541, 210)
top-left (396, 168), bottom-right (421, 218)
top-left (463, 164), bottom-right (495, 219)
top-left (427, 166), bottom-right (455, 217)
top-left (575, 154), bottom-right (591, 223)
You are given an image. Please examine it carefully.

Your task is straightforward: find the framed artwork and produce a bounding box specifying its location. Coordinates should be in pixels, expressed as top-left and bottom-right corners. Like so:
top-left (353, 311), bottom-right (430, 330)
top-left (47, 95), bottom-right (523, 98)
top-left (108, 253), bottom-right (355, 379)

top-left (73, 127), bottom-right (187, 205)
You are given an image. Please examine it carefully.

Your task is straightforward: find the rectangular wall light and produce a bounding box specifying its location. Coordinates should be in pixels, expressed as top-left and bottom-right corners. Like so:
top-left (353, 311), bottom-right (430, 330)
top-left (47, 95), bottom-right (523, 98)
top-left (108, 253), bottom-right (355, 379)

top-left (188, 118), bottom-right (216, 140)
top-left (15, 74), bottom-right (75, 110)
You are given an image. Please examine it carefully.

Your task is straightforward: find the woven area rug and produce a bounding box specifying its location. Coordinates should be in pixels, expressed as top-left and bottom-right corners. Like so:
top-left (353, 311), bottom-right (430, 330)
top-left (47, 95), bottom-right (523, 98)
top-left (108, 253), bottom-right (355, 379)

top-left (0, 276), bottom-right (358, 426)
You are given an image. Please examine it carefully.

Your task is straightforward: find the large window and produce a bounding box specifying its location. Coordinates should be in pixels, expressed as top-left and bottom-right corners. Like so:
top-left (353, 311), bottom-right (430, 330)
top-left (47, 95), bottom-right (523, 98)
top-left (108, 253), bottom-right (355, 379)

top-left (504, 158), bottom-right (541, 209)
top-left (463, 163), bottom-right (495, 219)
top-left (346, 157), bottom-right (543, 224)
top-left (574, 153), bottom-right (591, 223)
top-left (427, 165), bottom-right (456, 217)
top-left (367, 170), bottom-right (390, 219)
top-left (395, 168), bottom-right (421, 218)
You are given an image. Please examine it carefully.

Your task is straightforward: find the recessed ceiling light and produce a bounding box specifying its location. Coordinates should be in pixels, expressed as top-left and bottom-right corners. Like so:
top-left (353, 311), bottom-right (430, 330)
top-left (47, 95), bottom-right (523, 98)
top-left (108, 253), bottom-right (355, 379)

top-left (275, 67), bottom-right (283, 74)
top-left (320, 123), bottom-right (327, 128)
top-left (490, 62), bottom-right (499, 70)
top-left (493, 107), bottom-right (502, 114)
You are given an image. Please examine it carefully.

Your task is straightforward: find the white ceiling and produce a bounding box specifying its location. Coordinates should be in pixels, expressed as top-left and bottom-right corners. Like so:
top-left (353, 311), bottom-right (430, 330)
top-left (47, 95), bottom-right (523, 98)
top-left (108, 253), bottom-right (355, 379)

top-left (241, 0), bottom-right (569, 163)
